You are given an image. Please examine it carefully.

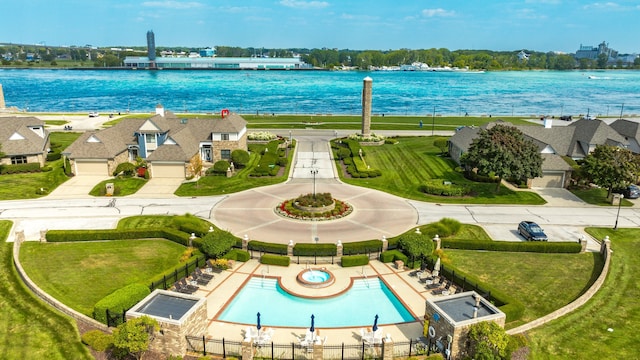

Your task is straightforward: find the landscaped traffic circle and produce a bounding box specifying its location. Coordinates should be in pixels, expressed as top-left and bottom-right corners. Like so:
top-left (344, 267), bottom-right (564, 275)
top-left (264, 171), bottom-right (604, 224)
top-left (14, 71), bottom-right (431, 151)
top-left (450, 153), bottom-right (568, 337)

top-left (275, 192), bottom-right (353, 221)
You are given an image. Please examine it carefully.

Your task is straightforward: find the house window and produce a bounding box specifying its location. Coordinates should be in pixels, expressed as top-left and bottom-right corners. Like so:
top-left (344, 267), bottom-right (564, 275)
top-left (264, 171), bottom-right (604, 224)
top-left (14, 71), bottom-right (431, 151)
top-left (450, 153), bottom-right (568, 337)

top-left (11, 156), bottom-right (27, 165)
top-left (221, 150), bottom-right (231, 159)
top-left (221, 133), bottom-right (230, 141)
top-left (146, 134), bottom-right (156, 144)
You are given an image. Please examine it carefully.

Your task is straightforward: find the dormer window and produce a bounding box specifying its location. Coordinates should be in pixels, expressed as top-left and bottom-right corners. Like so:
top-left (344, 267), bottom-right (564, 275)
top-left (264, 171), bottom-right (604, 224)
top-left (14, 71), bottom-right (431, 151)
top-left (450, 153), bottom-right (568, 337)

top-left (146, 134), bottom-right (157, 144)
top-left (221, 133), bottom-right (230, 141)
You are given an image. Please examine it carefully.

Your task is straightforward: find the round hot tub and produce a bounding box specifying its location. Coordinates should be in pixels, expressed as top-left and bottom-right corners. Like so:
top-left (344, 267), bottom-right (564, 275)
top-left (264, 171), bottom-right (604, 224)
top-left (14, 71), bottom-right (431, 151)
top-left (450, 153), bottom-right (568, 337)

top-left (297, 268), bottom-right (335, 288)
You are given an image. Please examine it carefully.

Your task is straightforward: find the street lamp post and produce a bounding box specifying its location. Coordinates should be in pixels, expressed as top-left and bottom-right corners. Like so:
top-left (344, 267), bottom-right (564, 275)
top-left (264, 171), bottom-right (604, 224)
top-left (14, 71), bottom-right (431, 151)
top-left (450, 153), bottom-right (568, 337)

top-left (614, 193), bottom-right (624, 230)
top-left (310, 168), bottom-right (318, 198)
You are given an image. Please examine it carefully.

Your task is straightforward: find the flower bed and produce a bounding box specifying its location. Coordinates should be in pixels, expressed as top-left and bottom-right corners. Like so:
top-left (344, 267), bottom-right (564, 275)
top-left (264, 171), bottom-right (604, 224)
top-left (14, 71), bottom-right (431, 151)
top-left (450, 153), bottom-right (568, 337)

top-left (275, 197), bottom-right (353, 221)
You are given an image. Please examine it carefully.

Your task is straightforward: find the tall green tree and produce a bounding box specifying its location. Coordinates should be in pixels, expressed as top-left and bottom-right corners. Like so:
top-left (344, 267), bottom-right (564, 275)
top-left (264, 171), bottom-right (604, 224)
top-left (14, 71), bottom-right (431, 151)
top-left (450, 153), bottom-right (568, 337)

top-left (461, 124), bottom-right (543, 193)
top-left (581, 145), bottom-right (640, 197)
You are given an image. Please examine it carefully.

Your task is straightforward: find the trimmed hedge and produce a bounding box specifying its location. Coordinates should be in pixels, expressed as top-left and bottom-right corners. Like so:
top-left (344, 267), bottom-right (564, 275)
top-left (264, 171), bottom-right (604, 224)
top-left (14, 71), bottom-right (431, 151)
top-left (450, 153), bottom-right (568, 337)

top-left (380, 249), bottom-right (408, 264)
top-left (224, 249), bottom-right (250, 262)
top-left (342, 240), bottom-right (383, 255)
top-left (293, 243), bottom-right (337, 256)
top-left (81, 330), bottom-right (114, 352)
top-left (0, 162), bottom-right (41, 174)
top-left (442, 239), bottom-right (582, 253)
top-left (260, 254), bottom-right (290, 266)
top-left (46, 228), bottom-right (192, 247)
top-left (93, 283), bottom-right (150, 325)
top-left (341, 254), bottom-right (370, 267)
top-left (418, 181), bottom-right (471, 197)
top-left (248, 240), bottom-right (288, 255)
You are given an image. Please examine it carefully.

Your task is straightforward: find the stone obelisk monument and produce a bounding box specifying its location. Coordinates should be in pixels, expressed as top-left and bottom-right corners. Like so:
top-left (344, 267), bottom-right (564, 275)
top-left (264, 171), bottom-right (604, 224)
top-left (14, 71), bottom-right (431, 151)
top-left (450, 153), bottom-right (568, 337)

top-left (0, 84), bottom-right (5, 109)
top-left (361, 77), bottom-right (372, 136)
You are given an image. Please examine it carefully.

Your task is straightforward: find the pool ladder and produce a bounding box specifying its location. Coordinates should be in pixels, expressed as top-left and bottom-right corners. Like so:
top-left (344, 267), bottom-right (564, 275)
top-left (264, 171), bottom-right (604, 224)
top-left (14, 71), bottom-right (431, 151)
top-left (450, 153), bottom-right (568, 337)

top-left (361, 267), bottom-right (370, 288)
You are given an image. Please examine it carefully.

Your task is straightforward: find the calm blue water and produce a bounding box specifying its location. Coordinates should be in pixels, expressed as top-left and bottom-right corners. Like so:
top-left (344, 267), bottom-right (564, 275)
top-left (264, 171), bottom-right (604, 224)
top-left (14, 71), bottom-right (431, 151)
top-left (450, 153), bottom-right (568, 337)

top-left (217, 277), bottom-right (415, 328)
top-left (1, 69), bottom-right (639, 116)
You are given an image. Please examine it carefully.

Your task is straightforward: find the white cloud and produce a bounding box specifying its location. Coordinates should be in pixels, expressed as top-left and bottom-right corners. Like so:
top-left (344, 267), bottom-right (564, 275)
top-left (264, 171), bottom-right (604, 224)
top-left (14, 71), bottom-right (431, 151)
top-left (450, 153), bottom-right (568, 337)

top-left (279, 0), bottom-right (329, 9)
top-left (422, 8), bottom-right (455, 18)
top-left (142, 1), bottom-right (204, 9)
top-left (583, 2), bottom-right (621, 10)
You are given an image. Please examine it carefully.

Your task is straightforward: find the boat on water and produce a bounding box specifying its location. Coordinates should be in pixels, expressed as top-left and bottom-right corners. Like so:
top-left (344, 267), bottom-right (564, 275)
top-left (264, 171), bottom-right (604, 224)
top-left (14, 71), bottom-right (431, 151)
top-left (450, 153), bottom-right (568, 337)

top-left (378, 62), bottom-right (485, 73)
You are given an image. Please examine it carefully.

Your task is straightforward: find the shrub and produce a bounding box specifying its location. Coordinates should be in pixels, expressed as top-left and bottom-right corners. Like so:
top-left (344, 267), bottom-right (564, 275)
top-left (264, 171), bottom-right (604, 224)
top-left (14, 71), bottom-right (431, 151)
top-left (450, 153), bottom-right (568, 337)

top-left (380, 250), bottom-right (408, 263)
top-left (419, 181), bottom-right (471, 197)
top-left (201, 230), bottom-right (238, 259)
top-left (295, 192), bottom-right (333, 207)
top-left (342, 240), bottom-right (383, 255)
top-left (293, 243), bottom-right (337, 256)
top-left (0, 162), bottom-right (41, 174)
top-left (93, 283), bottom-right (150, 325)
top-left (341, 254), bottom-right (369, 267)
top-left (113, 162), bottom-right (135, 177)
top-left (211, 160), bottom-right (230, 175)
top-left (276, 157), bottom-right (287, 167)
top-left (336, 148), bottom-right (351, 160)
top-left (46, 152), bottom-right (62, 161)
top-left (260, 254), bottom-right (290, 266)
top-left (223, 249), bottom-right (250, 262)
top-left (231, 149), bottom-right (250, 167)
top-left (81, 330), bottom-right (114, 352)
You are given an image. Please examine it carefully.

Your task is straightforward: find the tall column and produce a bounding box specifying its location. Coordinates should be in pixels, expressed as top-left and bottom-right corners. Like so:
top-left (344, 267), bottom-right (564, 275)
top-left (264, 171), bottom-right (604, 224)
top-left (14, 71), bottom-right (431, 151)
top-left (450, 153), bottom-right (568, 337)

top-left (361, 77), bottom-right (372, 136)
top-left (0, 84), bottom-right (5, 109)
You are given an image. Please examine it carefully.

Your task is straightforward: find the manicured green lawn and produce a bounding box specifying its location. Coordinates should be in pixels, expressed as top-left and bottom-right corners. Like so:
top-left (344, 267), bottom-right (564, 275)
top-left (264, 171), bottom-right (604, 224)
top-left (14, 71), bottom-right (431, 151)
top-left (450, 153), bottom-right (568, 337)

top-left (0, 221), bottom-right (92, 360)
top-left (527, 228), bottom-right (640, 359)
top-left (0, 132), bottom-right (80, 200)
top-left (570, 187), bottom-right (634, 206)
top-left (19, 240), bottom-right (187, 316)
top-left (338, 136), bottom-right (546, 204)
top-left (175, 148), bottom-right (292, 196)
top-left (89, 176), bottom-right (147, 196)
top-left (444, 249), bottom-right (602, 328)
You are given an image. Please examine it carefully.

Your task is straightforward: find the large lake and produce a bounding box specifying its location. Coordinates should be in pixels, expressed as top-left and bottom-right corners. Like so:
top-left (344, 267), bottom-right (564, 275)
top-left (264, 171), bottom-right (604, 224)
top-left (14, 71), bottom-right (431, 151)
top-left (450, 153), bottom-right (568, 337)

top-left (1, 69), bottom-right (638, 116)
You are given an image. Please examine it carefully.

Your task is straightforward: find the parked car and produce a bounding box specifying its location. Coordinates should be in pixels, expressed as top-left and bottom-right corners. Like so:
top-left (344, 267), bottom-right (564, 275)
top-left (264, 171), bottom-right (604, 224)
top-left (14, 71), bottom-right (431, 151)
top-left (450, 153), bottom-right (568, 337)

top-left (613, 184), bottom-right (640, 199)
top-left (518, 221), bottom-right (548, 241)
top-left (88, 112), bottom-right (100, 117)
top-left (559, 115), bottom-right (572, 121)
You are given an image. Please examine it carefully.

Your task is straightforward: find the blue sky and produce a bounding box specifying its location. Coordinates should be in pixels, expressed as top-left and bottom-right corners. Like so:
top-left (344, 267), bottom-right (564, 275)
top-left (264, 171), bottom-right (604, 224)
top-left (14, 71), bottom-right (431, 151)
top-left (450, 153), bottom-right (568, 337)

top-left (2, 0), bottom-right (639, 53)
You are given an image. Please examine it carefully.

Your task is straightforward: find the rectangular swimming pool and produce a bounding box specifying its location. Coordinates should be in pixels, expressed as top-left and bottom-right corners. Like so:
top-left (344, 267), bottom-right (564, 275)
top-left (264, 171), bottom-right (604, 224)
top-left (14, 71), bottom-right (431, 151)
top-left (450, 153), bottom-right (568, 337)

top-left (217, 277), bottom-right (415, 327)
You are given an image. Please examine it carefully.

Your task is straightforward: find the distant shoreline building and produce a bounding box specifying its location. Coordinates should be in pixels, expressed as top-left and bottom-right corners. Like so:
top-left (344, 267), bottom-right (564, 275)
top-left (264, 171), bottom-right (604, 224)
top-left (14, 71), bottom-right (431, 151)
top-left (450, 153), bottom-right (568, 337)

top-left (575, 41), bottom-right (618, 60)
top-left (124, 30), bottom-right (310, 70)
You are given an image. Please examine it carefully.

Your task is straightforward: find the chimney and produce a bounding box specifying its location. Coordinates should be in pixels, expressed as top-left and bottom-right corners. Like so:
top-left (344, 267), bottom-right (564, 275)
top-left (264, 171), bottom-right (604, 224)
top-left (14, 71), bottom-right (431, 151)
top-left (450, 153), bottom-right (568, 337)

top-left (155, 104), bottom-right (165, 117)
top-left (361, 77), bottom-right (372, 136)
top-left (473, 306), bottom-right (478, 319)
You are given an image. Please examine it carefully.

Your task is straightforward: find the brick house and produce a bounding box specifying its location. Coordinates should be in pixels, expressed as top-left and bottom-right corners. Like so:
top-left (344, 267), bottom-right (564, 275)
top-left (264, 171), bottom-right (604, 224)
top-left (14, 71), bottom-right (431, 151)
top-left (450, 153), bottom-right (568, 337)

top-left (0, 117), bottom-right (50, 167)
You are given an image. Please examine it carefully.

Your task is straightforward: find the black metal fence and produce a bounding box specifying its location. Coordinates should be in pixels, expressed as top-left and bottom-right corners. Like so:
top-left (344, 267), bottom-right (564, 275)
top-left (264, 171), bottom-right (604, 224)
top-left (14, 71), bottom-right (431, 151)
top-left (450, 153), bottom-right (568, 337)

top-left (186, 336), bottom-right (242, 359)
top-left (149, 256), bottom-right (206, 291)
top-left (104, 308), bottom-right (126, 328)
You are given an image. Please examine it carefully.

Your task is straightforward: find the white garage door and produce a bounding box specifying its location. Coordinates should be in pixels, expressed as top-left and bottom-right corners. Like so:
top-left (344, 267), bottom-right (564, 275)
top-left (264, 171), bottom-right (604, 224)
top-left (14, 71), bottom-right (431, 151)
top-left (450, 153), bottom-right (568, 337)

top-left (531, 172), bottom-right (564, 188)
top-left (151, 163), bottom-right (185, 178)
top-left (75, 160), bottom-right (109, 176)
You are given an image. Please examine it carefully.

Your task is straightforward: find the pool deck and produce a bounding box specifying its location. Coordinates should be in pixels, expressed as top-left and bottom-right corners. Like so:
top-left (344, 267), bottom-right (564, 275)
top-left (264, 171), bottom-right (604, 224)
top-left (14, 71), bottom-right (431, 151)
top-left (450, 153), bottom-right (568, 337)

top-left (192, 259), bottom-right (440, 344)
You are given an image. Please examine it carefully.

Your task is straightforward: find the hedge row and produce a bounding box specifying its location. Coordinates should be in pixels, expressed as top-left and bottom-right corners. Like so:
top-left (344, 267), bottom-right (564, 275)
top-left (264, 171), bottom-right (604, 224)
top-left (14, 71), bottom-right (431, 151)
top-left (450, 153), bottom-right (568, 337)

top-left (148, 253), bottom-right (206, 288)
top-left (93, 283), bottom-right (150, 325)
top-left (260, 254), bottom-right (290, 266)
top-left (342, 240), bottom-right (383, 255)
top-left (341, 254), bottom-right (369, 267)
top-left (418, 182), bottom-right (471, 197)
top-left (46, 228), bottom-right (193, 247)
top-left (46, 152), bottom-right (62, 161)
top-left (0, 162), bottom-right (41, 174)
top-left (442, 239), bottom-right (582, 253)
top-left (464, 171), bottom-right (500, 183)
top-left (248, 240), bottom-right (288, 255)
top-left (293, 243), bottom-right (337, 256)
top-left (223, 249), bottom-right (250, 262)
top-left (344, 139), bottom-right (364, 158)
top-left (380, 249), bottom-right (408, 264)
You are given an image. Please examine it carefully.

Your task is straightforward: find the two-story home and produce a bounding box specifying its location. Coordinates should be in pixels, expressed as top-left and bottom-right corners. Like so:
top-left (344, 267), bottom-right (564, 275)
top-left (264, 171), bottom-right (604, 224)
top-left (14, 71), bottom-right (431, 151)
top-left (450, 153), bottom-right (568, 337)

top-left (63, 105), bottom-right (247, 178)
top-left (0, 117), bottom-right (50, 167)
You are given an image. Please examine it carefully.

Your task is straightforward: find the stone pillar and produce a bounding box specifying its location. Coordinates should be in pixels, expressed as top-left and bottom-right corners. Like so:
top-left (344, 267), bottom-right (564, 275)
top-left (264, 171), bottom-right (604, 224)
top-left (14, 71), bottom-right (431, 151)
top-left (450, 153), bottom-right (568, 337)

top-left (579, 235), bottom-right (587, 253)
top-left (242, 234), bottom-right (249, 251)
top-left (433, 234), bottom-right (441, 250)
top-left (241, 341), bottom-right (254, 360)
top-left (601, 236), bottom-right (610, 255)
top-left (15, 230), bottom-right (25, 244)
top-left (40, 230), bottom-right (47, 243)
top-left (288, 240), bottom-right (294, 256)
top-left (382, 336), bottom-right (394, 360)
top-left (361, 77), bottom-right (372, 137)
top-left (381, 236), bottom-right (388, 252)
top-left (336, 240), bottom-right (343, 257)
top-left (0, 84), bottom-right (5, 109)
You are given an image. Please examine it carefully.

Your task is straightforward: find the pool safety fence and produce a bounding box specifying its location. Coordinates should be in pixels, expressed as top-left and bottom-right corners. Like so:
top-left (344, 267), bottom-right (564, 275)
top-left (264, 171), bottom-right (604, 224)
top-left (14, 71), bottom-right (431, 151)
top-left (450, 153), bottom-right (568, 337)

top-left (249, 251), bottom-right (382, 265)
top-left (102, 308), bottom-right (126, 328)
top-left (149, 256), bottom-right (206, 291)
top-left (422, 257), bottom-right (493, 300)
top-left (186, 336), bottom-right (430, 360)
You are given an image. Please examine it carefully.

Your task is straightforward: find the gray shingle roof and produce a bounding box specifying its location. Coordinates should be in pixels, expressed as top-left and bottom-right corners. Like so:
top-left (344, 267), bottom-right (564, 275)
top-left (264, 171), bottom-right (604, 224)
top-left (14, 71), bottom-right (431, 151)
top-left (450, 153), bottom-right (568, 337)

top-left (0, 117), bottom-right (49, 156)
